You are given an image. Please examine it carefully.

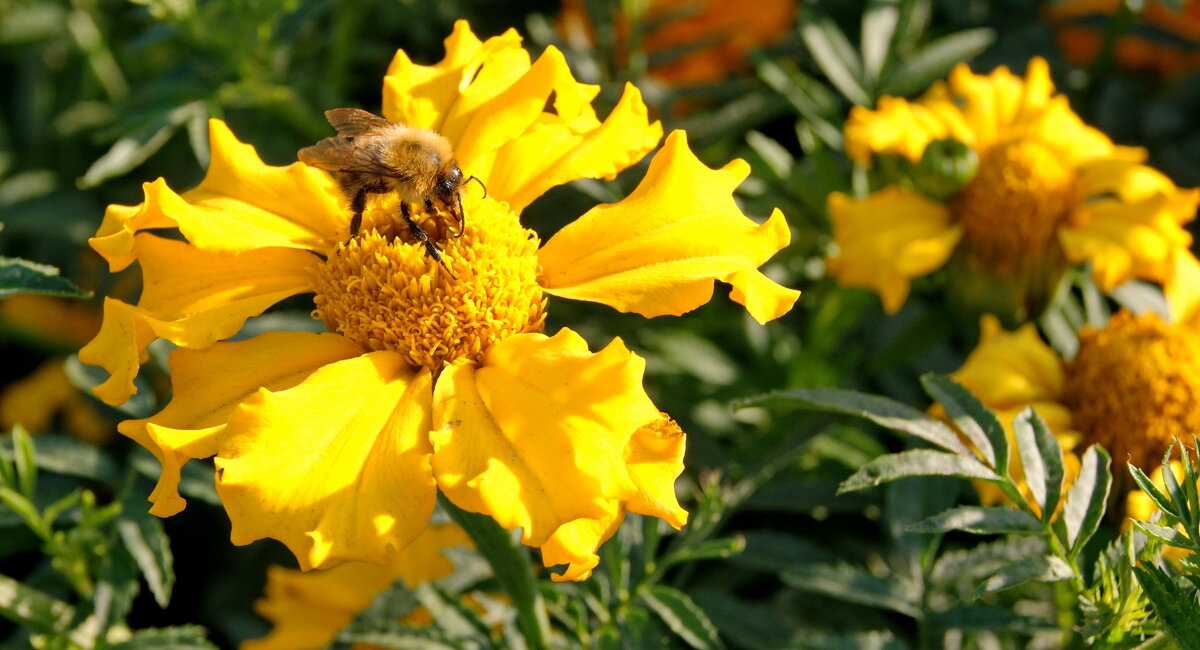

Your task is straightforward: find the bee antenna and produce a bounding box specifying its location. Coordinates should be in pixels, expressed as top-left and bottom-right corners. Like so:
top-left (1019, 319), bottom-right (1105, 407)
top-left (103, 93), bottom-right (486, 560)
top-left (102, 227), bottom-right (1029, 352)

top-left (467, 175), bottom-right (487, 199)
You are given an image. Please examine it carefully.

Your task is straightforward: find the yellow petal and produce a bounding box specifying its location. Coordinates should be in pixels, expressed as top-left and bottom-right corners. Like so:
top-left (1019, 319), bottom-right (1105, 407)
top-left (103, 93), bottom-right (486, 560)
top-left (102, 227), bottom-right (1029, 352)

top-left (1168, 251), bottom-right (1200, 327)
top-left (240, 523), bottom-right (470, 650)
top-left (951, 315), bottom-right (1067, 408)
top-left (624, 415), bottom-right (688, 528)
top-left (119, 332), bottom-right (363, 517)
top-left (540, 504), bottom-right (624, 582)
top-left (538, 130), bottom-right (798, 323)
top-left (430, 329), bottom-right (659, 547)
top-left (1060, 195), bottom-right (1193, 291)
top-left (89, 122), bottom-right (342, 270)
top-left (215, 352), bottom-right (436, 570)
top-left (78, 235), bottom-right (315, 406)
top-left (826, 187), bottom-right (962, 313)
top-left (382, 21), bottom-right (661, 212)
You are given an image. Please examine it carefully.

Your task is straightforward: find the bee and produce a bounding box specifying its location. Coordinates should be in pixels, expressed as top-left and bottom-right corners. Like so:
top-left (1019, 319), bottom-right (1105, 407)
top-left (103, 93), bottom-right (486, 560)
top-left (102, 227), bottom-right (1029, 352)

top-left (298, 108), bottom-right (485, 276)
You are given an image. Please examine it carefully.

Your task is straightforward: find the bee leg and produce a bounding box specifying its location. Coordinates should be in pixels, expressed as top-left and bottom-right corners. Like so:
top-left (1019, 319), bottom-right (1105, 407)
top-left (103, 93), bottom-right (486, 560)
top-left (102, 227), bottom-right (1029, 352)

top-left (400, 202), bottom-right (457, 280)
top-left (348, 189), bottom-right (367, 237)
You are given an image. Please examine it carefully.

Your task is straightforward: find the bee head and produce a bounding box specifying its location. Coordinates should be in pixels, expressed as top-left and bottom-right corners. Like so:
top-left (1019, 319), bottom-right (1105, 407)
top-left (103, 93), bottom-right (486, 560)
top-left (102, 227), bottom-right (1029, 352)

top-left (438, 165), bottom-right (464, 199)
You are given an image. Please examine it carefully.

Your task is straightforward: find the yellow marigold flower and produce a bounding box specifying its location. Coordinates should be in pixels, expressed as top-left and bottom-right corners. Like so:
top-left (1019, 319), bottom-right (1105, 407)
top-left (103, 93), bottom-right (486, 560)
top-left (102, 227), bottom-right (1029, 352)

top-left (952, 308), bottom-right (1200, 511)
top-left (829, 57), bottom-right (1199, 319)
top-left (242, 523), bottom-right (471, 650)
top-left (1047, 0), bottom-right (1200, 76)
top-left (77, 21), bottom-right (798, 579)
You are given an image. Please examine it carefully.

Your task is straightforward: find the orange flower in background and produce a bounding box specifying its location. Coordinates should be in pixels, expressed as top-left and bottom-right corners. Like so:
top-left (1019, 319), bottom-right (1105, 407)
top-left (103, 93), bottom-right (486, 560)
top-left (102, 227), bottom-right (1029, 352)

top-left (78, 21), bottom-right (798, 582)
top-left (1047, 0), bottom-right (1200, 76)
top-left (558, 0), bottom-right (798, 86)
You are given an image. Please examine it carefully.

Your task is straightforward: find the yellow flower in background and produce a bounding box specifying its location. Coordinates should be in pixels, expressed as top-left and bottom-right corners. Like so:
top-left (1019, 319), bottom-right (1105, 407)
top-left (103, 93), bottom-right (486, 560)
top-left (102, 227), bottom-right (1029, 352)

top-left (1047, 0), bottom-right (1200, 76)
top-left (829, 57), bottom-right (1199, 320)
top-left (78, 21), bottom-right (798, 580)
top-left (241, 523), bottom-right (471, 650)
top-left (0, 295), bottom-right (110, 443)
top-left (951, 306), bottom-right (1200, 511)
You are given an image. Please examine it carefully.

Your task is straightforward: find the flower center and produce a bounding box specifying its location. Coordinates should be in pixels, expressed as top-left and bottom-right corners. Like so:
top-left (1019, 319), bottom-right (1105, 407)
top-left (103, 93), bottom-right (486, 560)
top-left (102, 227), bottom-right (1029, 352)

top-left (950, 137), bottom-right (1077, 272)
top-left (311, 196), bottom-right (547, 371)
top-left (1062, 310), bottom-right (1200, 471)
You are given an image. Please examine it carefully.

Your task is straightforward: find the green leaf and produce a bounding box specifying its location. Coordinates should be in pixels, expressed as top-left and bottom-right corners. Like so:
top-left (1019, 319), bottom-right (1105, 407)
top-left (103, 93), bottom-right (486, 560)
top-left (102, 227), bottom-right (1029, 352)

top-left (412, 584), bottom-right (491, 645)
top-left (861, 0), bottom-right (900, 83)
top-left (640, 585), bottom-right (723, 650)
top-left (781, 563), bottom-right (921, 618)
top-left (108, 625), bottom-right (218, 649)
top-left (1012, 408), bottom-right (1065, 521)
top-left (0, 433), bottom-right (120, 484)
top-left (12, 426), bottom-right (36, 500)
top-left (89, 544), bottom-right (142, 644)
top-left (798, 9), bottom-right (871, 105)
top-left (116, 498), bottom-right (175, 608)
top-left (439, 493), bottom-right (549, 650)
top-left (1130, 463), bottom-right (1180, 520)
top-left (921, 374), bottom-right (1006, 473)
top-left (927, 604), bottom-right (1055, 633)
top-left (879, 28), bottom-right (995, 97)
top-left (1064, 445), bottom-right (1113, 552)
top-left (909, 506), bottom-right (1043, 535)
top-left (338, 622), bottom-right (463, 650)
top-left (662, 536), bottom-right (745, 570)
top-left (974, 556), bottom-right (1074, 598)
top-left (755, 58), bottom-right (844, 149)
top-left (1134, 564), bottom-right (1200, 649)
top-left (0, 257), bottom-right (90, 299)
top-left (742, 388), bottom-right (974, 457)
top-left (0, 572), bottom-right (75, 636)
top-left (1132, 520), bottom-right (1193, 550)
top-left (0, 486), bottom-right (46, 538)
top-left (839, 449), bottom-right (998, 493)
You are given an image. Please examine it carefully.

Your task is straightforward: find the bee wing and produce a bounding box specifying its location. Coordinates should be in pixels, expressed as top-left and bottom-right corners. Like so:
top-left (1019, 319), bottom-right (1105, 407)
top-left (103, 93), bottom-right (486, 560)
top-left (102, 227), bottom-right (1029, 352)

top-left (323, 108), bottom-right (393, 137)
top-left (297, 137), bottom-right (406, 177)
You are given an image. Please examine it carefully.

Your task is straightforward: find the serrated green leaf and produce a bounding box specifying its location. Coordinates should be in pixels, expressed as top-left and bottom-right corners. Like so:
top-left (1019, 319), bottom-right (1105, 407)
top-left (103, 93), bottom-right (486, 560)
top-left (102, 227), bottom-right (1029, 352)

top-left (921, 374), bottom-right (1006, 472)
top-left (1132, 520), bottom-right (1193, 550)
top-left (931, 536), bottom-right (1048, 586)
top-left (0, 257), bottom-right (90, 299)
top-left (337, 622), bottom-right (463, 650)
top-left (974, 555), bottom-right (1074, 598)
top-left (1134, 564), bottom-right (1200, 649)
top-left (641, 585), bottom-right (722, 650)
top-left (89, 544), bottom-right (142, 644)
top-left (1065, 445), bottom-right (1113, 552)
top-left (0, 572), bottom-right (75, 636)
top-left (839, 449), bottom-right (998, 493)
top-left (909, 506), bottom-right (1042, 535)
top-left (108, 625), bottom-right (217, 649)
top-left (116, 500), bottom-right (175, 608)
top-left (1013, 408), bottom-right (1065, 521)
top-left (879, 28), bottom-right (995, 97)
top-left (782, 563), bottom-right (921, 618)
top-left (1130, 463), bottom-right (1180, 520)
top-left (742, 388), bottom-right (974, 457)
top-left (798, 10), bottom-right (871, 105)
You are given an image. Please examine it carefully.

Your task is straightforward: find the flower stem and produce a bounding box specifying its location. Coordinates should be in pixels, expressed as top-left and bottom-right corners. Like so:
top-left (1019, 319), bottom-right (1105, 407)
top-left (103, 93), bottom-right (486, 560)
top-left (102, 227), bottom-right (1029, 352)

top-left (438, 492), bottom-right (551, 650)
